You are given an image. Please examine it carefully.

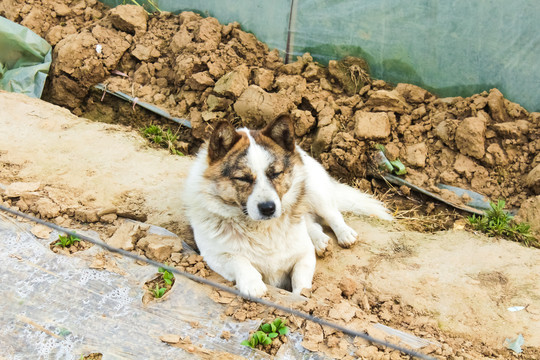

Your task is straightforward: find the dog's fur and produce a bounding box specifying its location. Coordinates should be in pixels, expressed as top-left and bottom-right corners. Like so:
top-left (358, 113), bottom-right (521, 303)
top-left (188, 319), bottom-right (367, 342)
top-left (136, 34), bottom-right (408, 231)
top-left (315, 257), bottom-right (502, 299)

top-left (183, 115), bottom-right (392, 297)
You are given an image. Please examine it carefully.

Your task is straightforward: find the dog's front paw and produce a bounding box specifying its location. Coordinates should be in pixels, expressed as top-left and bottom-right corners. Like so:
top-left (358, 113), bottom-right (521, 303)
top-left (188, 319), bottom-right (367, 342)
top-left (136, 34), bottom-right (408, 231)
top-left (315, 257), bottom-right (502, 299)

top-left (336, 225), bottom-right (358, 248)
top-left (312, 233), bottom-right (331, 257)
top-left (236, 277), bottom-right (268, 298)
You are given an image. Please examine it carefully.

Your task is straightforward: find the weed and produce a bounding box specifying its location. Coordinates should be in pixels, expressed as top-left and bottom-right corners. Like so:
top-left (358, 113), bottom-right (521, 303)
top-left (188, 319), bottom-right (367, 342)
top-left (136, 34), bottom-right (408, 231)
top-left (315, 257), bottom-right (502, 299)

top-left (468, 200), bottom-right (537, 247)
top-left (158, 266), bottom-right (175, 285)
top-left (54, 233), bottom-right (81, 248)
top-left (152, 283), bottom-right (166, 298)
top-left (241, 318), bottom-right (289, 349)
top-left (141, 125), bottom-right (184, 156)
top-left (142, 125), bottom-right (163, 143)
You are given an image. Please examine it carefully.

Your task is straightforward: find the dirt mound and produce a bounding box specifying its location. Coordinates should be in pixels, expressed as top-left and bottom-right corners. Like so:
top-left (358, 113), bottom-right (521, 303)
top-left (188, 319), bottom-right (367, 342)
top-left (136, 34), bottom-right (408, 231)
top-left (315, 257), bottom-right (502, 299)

top-left (4, 3), bottom-right (537, 222)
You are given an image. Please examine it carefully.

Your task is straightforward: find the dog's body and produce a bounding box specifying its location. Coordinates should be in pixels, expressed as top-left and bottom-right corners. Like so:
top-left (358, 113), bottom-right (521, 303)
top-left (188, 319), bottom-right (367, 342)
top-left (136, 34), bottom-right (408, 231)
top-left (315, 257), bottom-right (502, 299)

top-left (183, 115), bottom-right (392, 297)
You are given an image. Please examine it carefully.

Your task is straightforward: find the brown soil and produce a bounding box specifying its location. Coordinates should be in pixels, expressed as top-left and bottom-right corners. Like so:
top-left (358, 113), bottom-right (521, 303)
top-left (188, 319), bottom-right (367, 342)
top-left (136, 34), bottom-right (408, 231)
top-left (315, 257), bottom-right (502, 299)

top-left (1, 1), bottom-right (540, 359)
top-left (142, 273), bottom-right (174, 305)
top-left (50, 237), bottom-right (92, 254)
top-left (2, 91), bottom-right (539, 360)
top-left (3, 0), bottom-right (538, 226)
top-left (82, 353), bottom-right (103, 360)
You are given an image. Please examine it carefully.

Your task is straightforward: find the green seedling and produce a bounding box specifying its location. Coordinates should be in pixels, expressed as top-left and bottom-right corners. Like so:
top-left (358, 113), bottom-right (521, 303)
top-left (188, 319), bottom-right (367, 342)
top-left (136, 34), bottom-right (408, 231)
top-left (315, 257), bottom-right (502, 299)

top-left (141, 125), bottom-right (184, 156)
top-left (468, 199), bottom-right (537, 247)
top-left (260, 318), bottom-right (289, 338)
top-left (142, 125), bottom-right (163, 144)
top-left (158, 266), bottom-right (175, 285)
top-left (54, 233), bottom-right (81, 248)
top-left (241, 318), bottom-right (289, 349)
top-left (152, 283), bottom-right (166, 298)
top-left (241, 330), bottom-right (272, 348)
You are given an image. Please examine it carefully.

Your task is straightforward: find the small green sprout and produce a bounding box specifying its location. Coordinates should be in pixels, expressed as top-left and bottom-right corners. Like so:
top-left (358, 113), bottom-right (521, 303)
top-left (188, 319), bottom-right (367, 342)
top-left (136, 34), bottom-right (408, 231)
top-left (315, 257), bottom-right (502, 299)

top-left (158, 266), bottom-right (175, 285)
top-left (468, 200), bottom-right (537, 247)
top-left (241, 330), bottom-right (272, 348)
top-left (54, 233), bottom-right (81, 248)
top-left (241, 318), bottom-right (289, 349)
top-left (152, 283), bottom-right (166, 298)
top-left (260, 318), bottom-right (289, 338)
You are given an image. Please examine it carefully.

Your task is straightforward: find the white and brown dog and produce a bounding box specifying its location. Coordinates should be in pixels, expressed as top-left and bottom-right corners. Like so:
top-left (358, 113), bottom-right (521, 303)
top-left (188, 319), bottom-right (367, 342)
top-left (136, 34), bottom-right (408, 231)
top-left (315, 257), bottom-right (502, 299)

top-left (183, 114), bottom-right (392, 297)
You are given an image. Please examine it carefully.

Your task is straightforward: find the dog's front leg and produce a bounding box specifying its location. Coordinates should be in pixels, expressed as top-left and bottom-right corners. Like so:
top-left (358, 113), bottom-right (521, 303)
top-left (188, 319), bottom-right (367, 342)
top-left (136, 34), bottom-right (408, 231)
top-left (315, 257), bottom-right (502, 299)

top-left (290, 250), bottom-right (316, 294)
top-left (208, 253), bottom-right (268, 297)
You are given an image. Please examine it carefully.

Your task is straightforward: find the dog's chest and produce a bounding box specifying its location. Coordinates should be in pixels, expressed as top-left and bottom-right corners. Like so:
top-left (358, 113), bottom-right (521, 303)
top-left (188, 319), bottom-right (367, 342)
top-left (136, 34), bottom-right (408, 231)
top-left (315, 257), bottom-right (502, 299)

top-left (222, 217), bottom-right (310, 267)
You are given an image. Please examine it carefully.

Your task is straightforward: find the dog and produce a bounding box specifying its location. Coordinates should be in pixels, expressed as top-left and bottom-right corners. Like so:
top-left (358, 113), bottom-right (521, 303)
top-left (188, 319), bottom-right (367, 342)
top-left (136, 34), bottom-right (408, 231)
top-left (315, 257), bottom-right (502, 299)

top-left (183, 114), bottom-right (392, 297)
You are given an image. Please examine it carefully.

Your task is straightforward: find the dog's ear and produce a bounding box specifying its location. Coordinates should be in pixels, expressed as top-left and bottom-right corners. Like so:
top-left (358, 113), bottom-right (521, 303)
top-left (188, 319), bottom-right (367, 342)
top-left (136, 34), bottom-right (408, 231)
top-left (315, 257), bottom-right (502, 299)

top-left (262, 114), bottom-right (295, 152)
top-left (208, 121), bottom-right (241, 163)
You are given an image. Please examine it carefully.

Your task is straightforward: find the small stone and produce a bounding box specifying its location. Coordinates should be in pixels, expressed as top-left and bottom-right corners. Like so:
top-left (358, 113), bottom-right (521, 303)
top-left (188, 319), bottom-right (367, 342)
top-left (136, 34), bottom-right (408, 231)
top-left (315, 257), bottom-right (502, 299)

top-left (291, 109), bottom-right (316, 137)
top-left (252, 68), bottom-right (274, 90)
top-left (365, 90), bottom-right (411, 114)
top-left (109, 4), bottom-right (148, 34)
top-left (206, 94), bottom-right (232, 111)
top-left (160, 334), bottom-right (181, 344)
top-left (487, 88), bottom-right (508, 122)
top-left (4, 182), bottom-right (41, 197)
top-left (394, 83), bottom-right (430, 103)
top-left (170, 252), bottom-right (183, 263)
top-left (138, 234), bottom-right (183, 262)
top-left (525, 164), bottom-right (540, 194)
top-left (492, 121), bottom-right (524, 139)
top-left (328, 300), bottom-right (357, 322)
top-left (31, 224), bottom-right (52, 239)
top-left (106, 221), bottom-right (145, 251)
top-left (403, 142), bottom-right (428, 167)
top-left (233, 85), bottom-right (293, 128)
top-left (455, 117), bottom-right (486, 159)
top-left (338, 277), bottom-right (358, 298)
top-left (186, 72), bottom-right (215, 91)
top-left (354, 111), bottom-right (391, 139)
top-left (214, 66), bottom-right (249, 98)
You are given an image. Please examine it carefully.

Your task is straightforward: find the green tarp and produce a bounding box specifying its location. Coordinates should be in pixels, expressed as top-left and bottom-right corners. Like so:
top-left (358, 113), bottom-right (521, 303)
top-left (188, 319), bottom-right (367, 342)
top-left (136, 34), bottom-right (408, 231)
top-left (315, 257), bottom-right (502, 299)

top-left (103, 0), bottom-right (540, 112)
top-left (0, 16), bottom-right (52, 98)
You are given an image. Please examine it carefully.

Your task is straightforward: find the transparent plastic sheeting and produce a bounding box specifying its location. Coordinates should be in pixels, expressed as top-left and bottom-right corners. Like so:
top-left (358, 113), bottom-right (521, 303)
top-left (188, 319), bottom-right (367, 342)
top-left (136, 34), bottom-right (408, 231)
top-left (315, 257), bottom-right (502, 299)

top-left (102, 0), bottom-right (540, 112)
top-left (0, 16), bottom-right (52, 98)
top-left (0, 214), bottom-right (280, 359)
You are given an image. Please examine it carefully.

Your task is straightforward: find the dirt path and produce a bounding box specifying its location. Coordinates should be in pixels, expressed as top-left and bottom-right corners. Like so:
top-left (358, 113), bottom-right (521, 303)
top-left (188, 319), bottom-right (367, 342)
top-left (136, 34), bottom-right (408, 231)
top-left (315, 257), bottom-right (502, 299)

top-left (1, 92), bottom-right (539, 359)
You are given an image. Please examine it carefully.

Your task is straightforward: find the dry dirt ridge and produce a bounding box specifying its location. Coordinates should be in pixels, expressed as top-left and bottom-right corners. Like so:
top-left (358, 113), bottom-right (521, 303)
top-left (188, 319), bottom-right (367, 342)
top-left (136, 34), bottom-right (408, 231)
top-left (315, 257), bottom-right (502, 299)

top-left (1, 92), bottom-right (539, 359)
top-left (1, 1), bottom-right (539, 233)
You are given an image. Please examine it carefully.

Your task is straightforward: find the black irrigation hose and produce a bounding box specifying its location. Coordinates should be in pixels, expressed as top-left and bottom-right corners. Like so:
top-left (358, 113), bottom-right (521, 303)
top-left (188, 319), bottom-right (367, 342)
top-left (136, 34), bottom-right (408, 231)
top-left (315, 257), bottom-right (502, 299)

top-left (0, 204), bottom-right (435, 360)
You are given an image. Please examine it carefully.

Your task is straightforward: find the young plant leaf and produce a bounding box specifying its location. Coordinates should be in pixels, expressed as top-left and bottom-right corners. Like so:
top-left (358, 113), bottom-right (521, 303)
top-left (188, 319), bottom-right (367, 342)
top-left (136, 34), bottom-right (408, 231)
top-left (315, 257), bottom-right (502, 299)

top-left (240, 340), bottom-right (252, 347)
top-left (278, 327), bottom-right (289, 335)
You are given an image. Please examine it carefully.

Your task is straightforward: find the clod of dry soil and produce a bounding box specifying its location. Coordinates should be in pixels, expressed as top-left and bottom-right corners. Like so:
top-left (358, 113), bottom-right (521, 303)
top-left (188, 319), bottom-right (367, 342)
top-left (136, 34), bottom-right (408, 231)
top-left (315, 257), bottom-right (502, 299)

top-left (2, 1), bottom-right (539, 229)
top-left (1, 92), bottom-right (539, 360)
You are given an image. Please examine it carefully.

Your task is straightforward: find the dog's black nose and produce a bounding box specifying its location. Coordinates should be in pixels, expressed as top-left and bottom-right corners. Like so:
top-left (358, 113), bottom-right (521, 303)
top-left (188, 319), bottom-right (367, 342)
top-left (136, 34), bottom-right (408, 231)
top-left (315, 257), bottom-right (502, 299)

top-left (258, 201), bottom-right (276, 216)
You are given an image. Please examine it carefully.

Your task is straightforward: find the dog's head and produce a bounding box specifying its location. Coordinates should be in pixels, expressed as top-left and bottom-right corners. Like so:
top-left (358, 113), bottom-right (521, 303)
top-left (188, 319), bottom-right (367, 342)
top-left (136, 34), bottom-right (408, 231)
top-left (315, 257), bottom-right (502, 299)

top-left (203, 114), bottom-right (302, 221)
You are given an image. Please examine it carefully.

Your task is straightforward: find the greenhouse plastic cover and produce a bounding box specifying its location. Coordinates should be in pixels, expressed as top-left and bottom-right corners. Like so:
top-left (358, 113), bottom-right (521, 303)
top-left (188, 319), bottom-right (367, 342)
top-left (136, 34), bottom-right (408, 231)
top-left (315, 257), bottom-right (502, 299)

top-left (103, 0), bottom-right (540, 112)
top-left (0, 16), bottom-right (52, 98)
top-left (0, 213), bottom-right (320, 359)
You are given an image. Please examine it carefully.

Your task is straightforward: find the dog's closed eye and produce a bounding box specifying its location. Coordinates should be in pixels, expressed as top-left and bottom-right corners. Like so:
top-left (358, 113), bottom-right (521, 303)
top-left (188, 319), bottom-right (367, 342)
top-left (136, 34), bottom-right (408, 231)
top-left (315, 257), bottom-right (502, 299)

top-left (268, 171), bottom-right (283, 179)
top-left (232, 175), bottom-right (254, 184)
